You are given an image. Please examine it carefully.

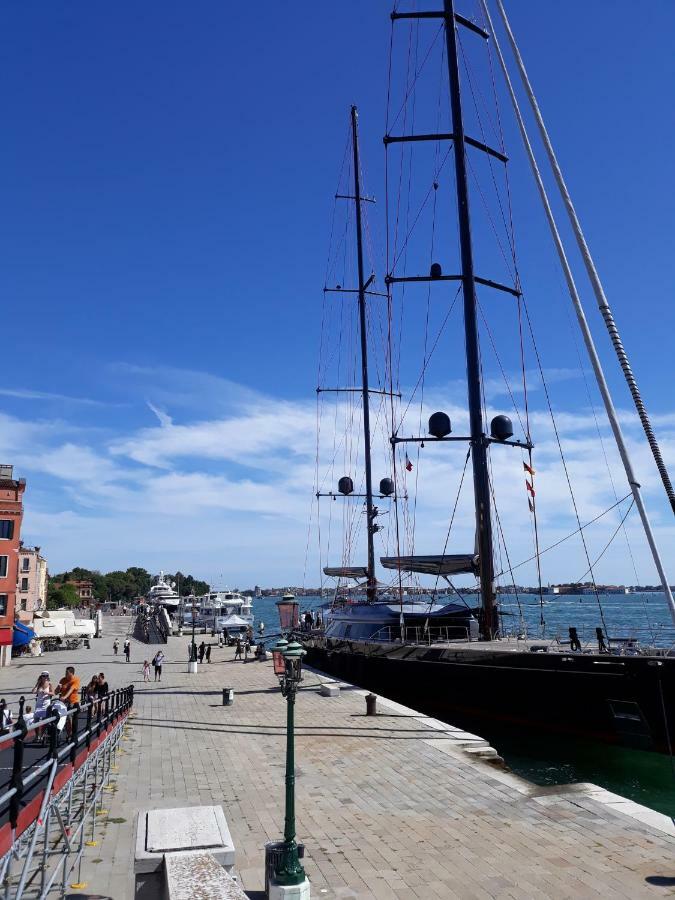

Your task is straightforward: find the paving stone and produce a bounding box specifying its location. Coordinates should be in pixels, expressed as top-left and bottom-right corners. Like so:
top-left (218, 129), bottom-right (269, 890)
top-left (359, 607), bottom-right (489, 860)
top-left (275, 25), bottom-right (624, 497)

top-left (1, 615), bottom-right (672, 899)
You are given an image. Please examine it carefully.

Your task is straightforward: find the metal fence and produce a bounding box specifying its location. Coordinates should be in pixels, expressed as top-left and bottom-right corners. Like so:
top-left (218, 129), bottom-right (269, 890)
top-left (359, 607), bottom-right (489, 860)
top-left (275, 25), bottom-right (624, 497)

top-left (369, 625), bottom-right (472, 645)
top-left (0, 685), bottom-right (133, 898)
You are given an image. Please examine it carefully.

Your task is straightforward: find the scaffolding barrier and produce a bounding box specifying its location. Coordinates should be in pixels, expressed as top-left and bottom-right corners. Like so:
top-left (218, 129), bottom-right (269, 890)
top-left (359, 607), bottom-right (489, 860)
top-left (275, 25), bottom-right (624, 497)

top-left (0, 685), bottom-right (134, 899)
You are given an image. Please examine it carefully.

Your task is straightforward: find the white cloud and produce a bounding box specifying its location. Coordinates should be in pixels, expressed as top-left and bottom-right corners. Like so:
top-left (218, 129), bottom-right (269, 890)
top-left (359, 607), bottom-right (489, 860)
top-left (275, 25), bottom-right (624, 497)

top-left (3, 368), bottom-right (673, 592)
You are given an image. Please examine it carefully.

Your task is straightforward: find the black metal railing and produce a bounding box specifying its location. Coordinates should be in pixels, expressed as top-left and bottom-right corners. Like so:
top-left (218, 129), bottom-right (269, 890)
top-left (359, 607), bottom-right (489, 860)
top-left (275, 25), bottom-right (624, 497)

top-left (0, 686), bottom-right (134, 831)
top-left (135, 610), bottom-right (168, 644)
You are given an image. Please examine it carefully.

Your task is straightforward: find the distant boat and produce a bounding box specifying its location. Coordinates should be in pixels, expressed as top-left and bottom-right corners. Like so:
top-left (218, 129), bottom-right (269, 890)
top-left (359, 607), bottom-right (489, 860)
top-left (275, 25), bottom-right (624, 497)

top-left (146, 571), bottom-right (181, 613)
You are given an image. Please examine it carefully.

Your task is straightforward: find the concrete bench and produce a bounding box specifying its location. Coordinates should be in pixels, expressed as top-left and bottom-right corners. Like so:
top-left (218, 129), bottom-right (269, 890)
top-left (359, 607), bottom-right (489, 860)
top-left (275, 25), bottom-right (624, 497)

top-left (319, 683), bottom-right (339, 697)
top-left (164, 852), bottom-right (247, 900)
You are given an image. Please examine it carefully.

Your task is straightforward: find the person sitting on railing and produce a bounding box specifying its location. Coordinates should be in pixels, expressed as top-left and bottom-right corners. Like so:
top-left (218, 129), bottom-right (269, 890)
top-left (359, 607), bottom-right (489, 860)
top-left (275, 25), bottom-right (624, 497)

top-left (33, 671), bottom-right (53, 723)
top-left (56, 666), bottom-right (81, 710)
top-left (47, 698), bottom-right (68, 740)
top-left (85, 676), bottom-right (99, 703)
top-left (0, 701), bottom-right (12, 730)
top-left (97, 673), bottom-right (109, 698)
top-left (23, 705), bottom-right (34, 727)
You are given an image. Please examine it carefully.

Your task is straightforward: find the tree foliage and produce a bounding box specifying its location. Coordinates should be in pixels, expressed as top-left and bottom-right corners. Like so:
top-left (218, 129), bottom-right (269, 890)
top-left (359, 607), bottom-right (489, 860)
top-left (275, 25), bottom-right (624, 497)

top-left (48, 566), bottom-right (210, 605)
top-left (47, 581), bottom-right (80, 609)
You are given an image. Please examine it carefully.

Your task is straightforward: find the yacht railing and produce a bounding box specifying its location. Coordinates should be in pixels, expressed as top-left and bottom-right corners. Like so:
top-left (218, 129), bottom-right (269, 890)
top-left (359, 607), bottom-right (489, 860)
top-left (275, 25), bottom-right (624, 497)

top-left (368, 625), bottom-right (472, 645)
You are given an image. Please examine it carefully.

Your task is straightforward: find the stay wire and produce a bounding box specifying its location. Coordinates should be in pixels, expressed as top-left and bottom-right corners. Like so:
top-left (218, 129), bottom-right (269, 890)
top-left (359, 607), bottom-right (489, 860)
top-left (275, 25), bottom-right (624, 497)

top-left (574, 497), bottom-right (636, 585)
top-left (496, 492), bottom-right (632, 578)
top-left (522, 297), bottom-right (609, 635)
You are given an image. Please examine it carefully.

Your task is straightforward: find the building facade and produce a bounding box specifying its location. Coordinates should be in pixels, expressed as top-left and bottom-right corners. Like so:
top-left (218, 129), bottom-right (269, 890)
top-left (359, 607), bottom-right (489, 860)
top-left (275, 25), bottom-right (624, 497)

top-left (67, 580), bottom-right (93, 604)
top-left (17, 545), bottom-right (48, 622)
top-left (0, 465), bottom-right (26, 665)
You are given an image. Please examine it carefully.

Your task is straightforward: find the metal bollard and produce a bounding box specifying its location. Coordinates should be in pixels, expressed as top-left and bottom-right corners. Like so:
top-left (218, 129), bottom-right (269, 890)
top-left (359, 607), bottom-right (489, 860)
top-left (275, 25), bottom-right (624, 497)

top-left (222, 688), bottom-right (234, 706)
top-left (365, 693), bottom-right (377, 716)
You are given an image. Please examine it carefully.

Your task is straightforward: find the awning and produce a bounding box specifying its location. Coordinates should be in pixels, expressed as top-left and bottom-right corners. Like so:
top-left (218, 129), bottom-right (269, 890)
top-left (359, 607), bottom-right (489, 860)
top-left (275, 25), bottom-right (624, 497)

top-left (323, 566), bottom-right (368, 579)
top-left (380, 554), bottom-right (478, 576)
top-left (13, 622), bottom-right (37, 648)
top-left (218, 614), bottom-right (250, 627)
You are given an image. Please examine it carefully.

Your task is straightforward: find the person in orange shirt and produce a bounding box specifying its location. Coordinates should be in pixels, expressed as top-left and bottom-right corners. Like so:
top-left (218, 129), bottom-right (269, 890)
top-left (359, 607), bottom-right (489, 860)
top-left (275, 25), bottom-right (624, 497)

top-left (56, 666), bottom-right (81, 708)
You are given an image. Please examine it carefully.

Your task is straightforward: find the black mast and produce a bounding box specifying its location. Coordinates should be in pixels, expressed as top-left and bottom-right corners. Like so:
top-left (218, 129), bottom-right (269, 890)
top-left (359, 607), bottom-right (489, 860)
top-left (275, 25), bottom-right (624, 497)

top-left (442, 0), bottom-right (498, 637)
top-left (351, 105), bottom-right (377, 603)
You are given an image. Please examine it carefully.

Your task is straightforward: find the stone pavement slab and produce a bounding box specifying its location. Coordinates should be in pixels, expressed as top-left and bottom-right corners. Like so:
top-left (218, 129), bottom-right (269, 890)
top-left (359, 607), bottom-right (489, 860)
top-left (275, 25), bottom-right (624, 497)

top-left (1, 615), bottom-right (673, 899)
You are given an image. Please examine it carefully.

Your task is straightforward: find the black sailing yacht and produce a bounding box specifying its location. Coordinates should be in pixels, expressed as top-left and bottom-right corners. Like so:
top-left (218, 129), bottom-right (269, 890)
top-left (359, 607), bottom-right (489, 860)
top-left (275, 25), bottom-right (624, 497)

top-left (304, 0), bottom-right (675, 754)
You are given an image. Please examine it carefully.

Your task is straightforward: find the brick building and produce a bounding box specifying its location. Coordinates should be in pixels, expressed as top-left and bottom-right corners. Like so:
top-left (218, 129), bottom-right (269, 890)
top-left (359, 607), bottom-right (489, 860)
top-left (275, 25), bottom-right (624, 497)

top-left (0, 465), bottom-right (25, 665)
top-left (67, 580), bottom-right (94, 604)
top-left (17, 545), bottom-right (48, 622)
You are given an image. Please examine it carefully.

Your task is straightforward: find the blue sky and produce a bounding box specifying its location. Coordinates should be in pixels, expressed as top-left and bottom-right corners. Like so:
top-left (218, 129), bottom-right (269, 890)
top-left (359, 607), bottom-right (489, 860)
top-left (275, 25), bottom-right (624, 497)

top-left (1, 1), bottom-right (673, 593)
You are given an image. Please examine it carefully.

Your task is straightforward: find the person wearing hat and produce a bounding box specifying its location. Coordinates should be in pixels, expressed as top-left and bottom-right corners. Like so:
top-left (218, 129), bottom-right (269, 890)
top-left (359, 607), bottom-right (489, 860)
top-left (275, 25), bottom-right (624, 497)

top-left (32, 671), bottom-right (53, 722)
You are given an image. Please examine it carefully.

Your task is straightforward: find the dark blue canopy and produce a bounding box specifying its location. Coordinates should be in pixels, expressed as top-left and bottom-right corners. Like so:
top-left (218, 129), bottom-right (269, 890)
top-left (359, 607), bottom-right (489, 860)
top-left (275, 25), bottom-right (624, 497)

top-left (13, 622), bottom-right (36, 648)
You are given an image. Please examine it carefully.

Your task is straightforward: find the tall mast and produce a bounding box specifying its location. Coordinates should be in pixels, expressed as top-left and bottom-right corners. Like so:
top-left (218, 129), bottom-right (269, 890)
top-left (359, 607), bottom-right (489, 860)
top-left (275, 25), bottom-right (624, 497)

top-left (443, 0), bottom-right (497, 637)
top-left (351, 106), bottom-right (377, 603)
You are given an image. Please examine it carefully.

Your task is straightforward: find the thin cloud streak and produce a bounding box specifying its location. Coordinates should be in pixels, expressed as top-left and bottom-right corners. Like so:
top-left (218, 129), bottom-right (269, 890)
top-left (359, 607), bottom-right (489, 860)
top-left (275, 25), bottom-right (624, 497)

top-left (2, 367), bottom-right (672, 589)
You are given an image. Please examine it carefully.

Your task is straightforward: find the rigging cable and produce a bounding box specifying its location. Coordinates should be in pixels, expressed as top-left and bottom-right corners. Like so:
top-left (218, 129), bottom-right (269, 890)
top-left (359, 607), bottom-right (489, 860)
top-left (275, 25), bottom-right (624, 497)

top-left (385, 16), bottom-right (406, 611)
top-left (574, 497), bottom-right (636, 586)
top-left (481, 0), bottom-right (675, 624)
top-left (428, 447), bottom-right (472, 607)
top-left (496, 492), bottom-right (632, 577)
top-left (522, 298), bottom-right (609, 636)
top-left (494, 0), bottom-right (675, 518)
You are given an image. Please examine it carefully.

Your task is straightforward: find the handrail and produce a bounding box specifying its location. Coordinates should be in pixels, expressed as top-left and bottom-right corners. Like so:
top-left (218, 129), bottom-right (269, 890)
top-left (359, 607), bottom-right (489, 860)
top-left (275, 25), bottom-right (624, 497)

top-left (368, 625), bottom-right (471, 645)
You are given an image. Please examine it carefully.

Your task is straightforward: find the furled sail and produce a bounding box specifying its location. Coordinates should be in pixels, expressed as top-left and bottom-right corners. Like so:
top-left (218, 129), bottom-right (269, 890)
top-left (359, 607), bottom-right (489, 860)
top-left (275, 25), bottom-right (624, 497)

top-left (380, 555), bottom-right (478, 577)
top-left (323, 566), bottom-right (369, 579)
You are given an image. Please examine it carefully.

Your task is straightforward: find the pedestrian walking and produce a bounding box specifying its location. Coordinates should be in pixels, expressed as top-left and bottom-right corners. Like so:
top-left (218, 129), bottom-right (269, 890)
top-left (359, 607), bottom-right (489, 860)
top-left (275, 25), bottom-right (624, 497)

top-left (113, 639), bottom-right (119, 656)
top-left (234, 638), bottom-right (243, 660)
top-left (143, 660), bottom-right (150, 682)
top-left (223, 627), bottom-right (229, 645)
top-left (124, 640), bottom-right (131, 663)
top-left (198, 642), bottom-right (206, 664)
top-left (153, 650), bottom-right (165, 681)
top-left (205, 644), bottom-right (211, 664)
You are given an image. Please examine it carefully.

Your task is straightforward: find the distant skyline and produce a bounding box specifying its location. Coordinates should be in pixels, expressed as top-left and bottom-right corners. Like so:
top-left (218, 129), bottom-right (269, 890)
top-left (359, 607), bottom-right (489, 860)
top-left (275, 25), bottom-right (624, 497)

top-left (0, 2), bottom-right (673, 600)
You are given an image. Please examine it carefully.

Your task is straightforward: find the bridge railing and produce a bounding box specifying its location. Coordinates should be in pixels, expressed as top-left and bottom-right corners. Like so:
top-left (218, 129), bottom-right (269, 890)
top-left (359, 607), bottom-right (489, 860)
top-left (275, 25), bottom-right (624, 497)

top-left (0, 685), bottom-right (133, 831)
top-left (0, 685), bottom-right (133, 899)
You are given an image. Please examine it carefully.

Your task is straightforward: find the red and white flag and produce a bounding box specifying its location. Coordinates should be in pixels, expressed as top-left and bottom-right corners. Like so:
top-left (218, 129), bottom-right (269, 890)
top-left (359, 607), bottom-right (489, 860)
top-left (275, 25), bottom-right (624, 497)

top-left (405, 454), bottom-right (413, 472)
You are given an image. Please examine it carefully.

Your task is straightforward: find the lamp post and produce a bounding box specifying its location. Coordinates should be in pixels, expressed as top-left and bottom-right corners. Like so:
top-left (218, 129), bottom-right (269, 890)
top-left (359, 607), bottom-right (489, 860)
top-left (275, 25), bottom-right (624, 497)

top-left (270, 638), bottom-right (307, 891)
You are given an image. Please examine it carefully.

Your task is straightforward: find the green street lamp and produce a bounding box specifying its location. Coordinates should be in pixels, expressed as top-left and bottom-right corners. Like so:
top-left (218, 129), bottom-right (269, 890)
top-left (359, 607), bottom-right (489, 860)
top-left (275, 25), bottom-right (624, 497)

top-left (271, 638), bottom-right (307, 888)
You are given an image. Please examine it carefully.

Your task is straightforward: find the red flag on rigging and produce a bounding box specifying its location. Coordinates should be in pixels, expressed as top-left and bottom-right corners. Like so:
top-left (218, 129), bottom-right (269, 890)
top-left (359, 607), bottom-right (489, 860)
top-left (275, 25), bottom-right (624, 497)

top-left (523, 461), bottom-right (535, 477)
top-left (405, 454), bottom-right (413, 472)
top-left (525, 479), bottom-right (535, 497)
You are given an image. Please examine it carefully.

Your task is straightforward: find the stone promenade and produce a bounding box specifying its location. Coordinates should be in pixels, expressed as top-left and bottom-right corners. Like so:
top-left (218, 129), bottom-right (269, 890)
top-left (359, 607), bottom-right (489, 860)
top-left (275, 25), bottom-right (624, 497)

top-left (1, 616), bottom-right (673, 899)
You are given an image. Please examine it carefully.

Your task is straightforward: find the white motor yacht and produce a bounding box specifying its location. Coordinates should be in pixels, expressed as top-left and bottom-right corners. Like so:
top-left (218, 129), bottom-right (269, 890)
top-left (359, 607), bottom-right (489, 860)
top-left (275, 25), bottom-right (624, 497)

top-left (145, 572), bottom-right (181, 614)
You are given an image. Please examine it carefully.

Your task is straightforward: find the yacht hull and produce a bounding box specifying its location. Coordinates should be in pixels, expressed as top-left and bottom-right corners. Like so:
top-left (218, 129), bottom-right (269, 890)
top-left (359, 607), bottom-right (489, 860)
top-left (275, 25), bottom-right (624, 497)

top-left (304, 638), bottom-right (675, 754)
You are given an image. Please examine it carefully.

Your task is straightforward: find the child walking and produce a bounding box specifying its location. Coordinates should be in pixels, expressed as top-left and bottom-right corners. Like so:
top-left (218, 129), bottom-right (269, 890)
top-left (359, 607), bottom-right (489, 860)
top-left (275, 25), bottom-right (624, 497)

top-left (143, 660), bottom-right (150, 682)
